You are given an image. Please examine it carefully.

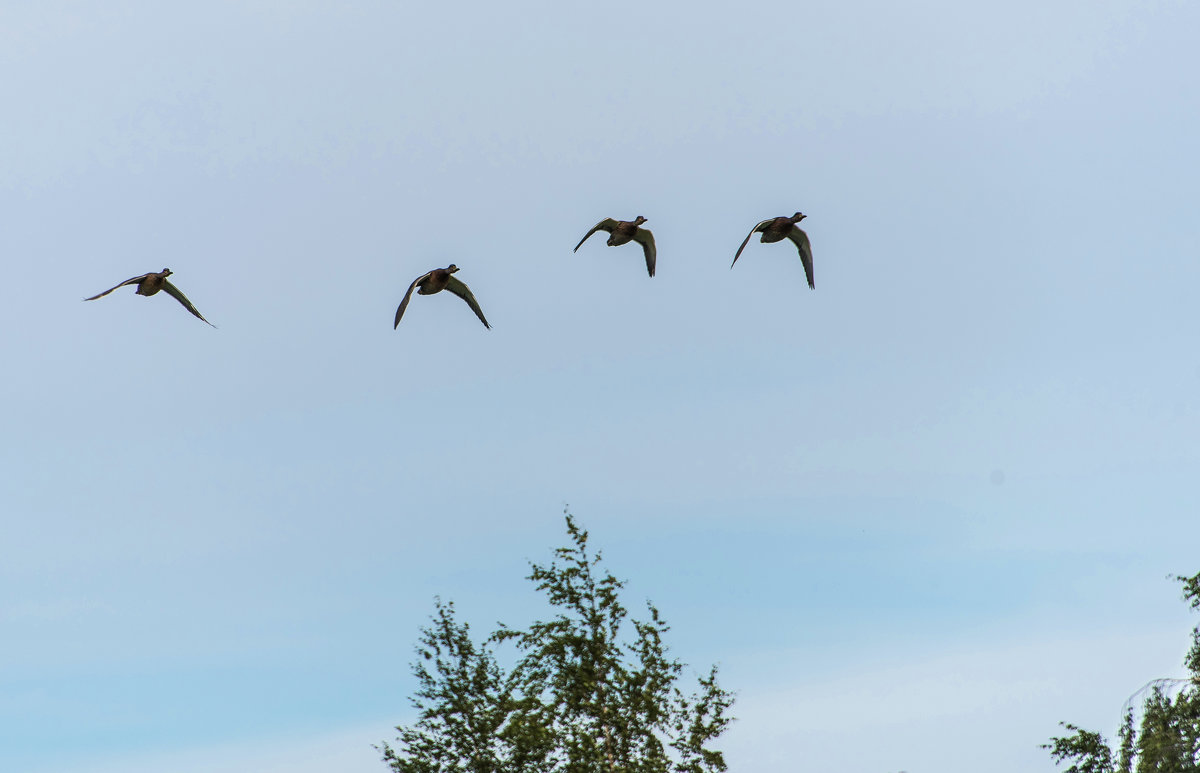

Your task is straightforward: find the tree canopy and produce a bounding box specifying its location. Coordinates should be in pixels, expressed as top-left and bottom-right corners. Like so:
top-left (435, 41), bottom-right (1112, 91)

top-left (380, 514), bottom-right (734, 773)
top-left (1045, 572), bottom-right (1200, 773)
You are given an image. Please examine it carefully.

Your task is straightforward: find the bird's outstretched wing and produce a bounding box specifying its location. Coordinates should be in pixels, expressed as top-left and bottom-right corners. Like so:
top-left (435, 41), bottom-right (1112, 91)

top-left (786, 227), bottom-right (815, 289)
top-left (444, 276), bottom-right (491, 329)
top-left (731, 220), bottom-right (771, 269)
top-left (573, 218), bottom-right (619, 252)
top-left (393, 273), bottom-right (430, 329)
top-left (84, 274), bottom-right (150, 301)
top-left (161, 280), bottom-right (216, 326)
top-left (632, 228), bottom-right (656, 277)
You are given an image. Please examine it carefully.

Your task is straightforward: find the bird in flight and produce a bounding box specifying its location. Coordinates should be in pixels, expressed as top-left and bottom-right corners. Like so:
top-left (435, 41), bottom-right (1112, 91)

top-left (573, 216), bottom-right (656, 278)
top-left (84, 268), bottom-right (215, 326)
top-left (732, 212), bottom-right (814, 289)
top-left (394, 264), bottom-right (490, 329)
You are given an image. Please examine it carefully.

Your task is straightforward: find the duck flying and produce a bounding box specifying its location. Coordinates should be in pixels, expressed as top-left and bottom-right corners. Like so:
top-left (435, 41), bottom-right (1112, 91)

top-left (84, 268), bottom-right (215, 326)
top-left (394, 264), bottom-right (490, 329)
top-left (573, 216), bottom-right (656, 278)
top-left (732, 212), bottom-right (814, 289)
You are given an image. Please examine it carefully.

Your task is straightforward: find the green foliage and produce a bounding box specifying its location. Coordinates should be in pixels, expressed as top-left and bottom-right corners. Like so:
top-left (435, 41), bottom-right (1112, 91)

top-left (1179, 573), bottom-right (1200, 686)
top-left (378, 598), bottom-right (526, 773)
top-left (381, 514), bottom-right (734, 773)
top-left (1044, 724), bottom-right (1114, 773)
top-left (1135, 686), bottom-right (1200, 772)
top-left (1045, 573), bottom-right (1200, 773)
top-left (1118, 709), bottom-right (1136, 773)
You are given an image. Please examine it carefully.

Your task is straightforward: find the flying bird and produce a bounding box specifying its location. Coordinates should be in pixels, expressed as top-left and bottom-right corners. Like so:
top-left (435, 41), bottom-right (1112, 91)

top-left (732, 212), bottom-right (814, 289)
top-left (84, 268), bottom-right (215, 326)
top-left (573, 216), bottom-right (656, 277)
top-left (394, 264), bottom-right (490, 329)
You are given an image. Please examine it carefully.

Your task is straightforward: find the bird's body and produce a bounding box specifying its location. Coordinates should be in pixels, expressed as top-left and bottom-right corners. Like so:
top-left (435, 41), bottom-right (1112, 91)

top-left (732, 212), bottom-right (814, 289)
top-left (84, 268), bottom-right (214, 325)
top-left (604, 219), bottom-right (642, 247)
top-left (573, 216), bottom-right (656, 277)
top-left (414, 267), bottom-right (455, 296)
top-left (132, 272), bottom-right (170, 296)
top-left (755, 216), bottom-right (799, 244)
top-left (394, 264), bottom-right (490, 329)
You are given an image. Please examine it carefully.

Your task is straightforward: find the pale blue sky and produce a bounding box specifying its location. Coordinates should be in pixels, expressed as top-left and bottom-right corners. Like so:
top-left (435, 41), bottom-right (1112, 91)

top-left (2, 2), bottom-right (1199, 772)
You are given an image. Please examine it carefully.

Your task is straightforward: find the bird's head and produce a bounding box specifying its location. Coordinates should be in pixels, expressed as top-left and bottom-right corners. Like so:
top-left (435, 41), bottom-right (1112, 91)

top-left (633, 216), bottom-right (648, 225)
top-left (446, 264), bottom-right (460, 274)
top-left (161, 268), bottom-right (173, 276)
top-left (791, 212), bottom-right (807, 223)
